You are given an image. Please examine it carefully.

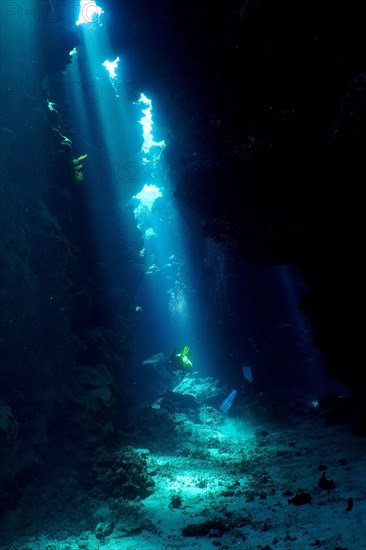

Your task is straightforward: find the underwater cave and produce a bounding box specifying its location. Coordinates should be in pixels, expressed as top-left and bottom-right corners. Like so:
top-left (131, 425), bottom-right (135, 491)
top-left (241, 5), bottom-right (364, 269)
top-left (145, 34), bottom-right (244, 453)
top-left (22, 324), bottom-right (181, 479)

top-left (1, 1), bottom-right (366, 548)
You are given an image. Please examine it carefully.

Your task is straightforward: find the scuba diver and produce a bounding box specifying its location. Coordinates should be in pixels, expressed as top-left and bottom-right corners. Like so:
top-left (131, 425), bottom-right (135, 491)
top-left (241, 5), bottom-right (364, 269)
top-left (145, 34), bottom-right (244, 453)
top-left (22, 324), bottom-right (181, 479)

top-left (168, 346), bottom-right (193, 378)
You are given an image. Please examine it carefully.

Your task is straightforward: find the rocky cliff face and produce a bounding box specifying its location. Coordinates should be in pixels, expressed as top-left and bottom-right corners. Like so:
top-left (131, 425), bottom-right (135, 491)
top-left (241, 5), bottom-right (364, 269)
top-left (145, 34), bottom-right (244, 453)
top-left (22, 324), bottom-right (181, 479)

top-left (0, 1), bottom-right (142, 509)
top-left (108, 0), bottom-right (366, 409)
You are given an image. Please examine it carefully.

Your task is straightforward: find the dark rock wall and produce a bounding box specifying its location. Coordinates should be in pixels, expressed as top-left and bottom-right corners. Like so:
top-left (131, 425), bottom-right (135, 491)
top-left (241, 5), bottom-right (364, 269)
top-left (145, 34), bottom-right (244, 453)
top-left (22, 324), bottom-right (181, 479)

top-left (108, 0), bottom-right (366, 402)
top-left (0, 1), bottom-right (142, 510)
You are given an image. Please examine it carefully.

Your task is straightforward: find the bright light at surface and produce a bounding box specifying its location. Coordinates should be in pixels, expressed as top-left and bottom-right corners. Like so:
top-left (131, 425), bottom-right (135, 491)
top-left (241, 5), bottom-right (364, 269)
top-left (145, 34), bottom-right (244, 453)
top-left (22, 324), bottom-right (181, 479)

top-left (76, 0), bottom-right (103, 26)
top-left (133, 184), bottom-right (163, 212)
top-left (102, 57), bottom-right (120, 79)
top-left (138, 93), bottom-right (166, 158)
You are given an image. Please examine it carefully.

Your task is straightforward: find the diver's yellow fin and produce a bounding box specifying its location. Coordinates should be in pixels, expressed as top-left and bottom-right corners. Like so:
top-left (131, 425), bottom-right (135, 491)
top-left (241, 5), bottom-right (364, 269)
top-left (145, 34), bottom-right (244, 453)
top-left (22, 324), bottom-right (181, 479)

top-left (182, 345), bottom-right (189, 356)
